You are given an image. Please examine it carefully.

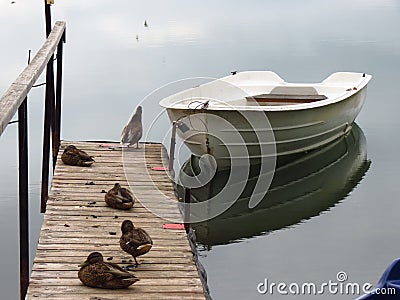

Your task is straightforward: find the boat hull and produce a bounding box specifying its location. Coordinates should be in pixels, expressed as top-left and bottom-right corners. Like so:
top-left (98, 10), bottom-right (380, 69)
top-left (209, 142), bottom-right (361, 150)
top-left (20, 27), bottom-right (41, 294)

top-left (166, 85), bottom-right (368, 163)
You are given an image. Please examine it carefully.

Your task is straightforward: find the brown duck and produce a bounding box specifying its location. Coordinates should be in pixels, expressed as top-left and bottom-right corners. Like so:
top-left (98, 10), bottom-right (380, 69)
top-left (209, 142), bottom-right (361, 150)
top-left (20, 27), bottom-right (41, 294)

top-left (120, 220), bottom-right (153, 266)
top-left (61, 145), bottom-right (95, 167)
top-left (78, 252), bottom-right (139, 289)
top-left (121, 106), bottom-right (142, 148)
top-left (105, 183), bottom-right (135, 210)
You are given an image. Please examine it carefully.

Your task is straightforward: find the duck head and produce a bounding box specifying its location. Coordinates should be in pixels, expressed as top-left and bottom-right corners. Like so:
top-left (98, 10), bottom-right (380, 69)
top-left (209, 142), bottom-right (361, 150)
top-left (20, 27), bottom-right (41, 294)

top-left (121, 220), bottom-right (135, 234)
top-left (79, 251), bottom-right (104, 267)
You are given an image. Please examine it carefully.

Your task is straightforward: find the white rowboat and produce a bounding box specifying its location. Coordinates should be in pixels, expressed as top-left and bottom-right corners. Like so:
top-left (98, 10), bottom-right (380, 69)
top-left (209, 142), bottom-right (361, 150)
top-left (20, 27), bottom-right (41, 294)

top-left (159, 71), bottom-right (372, 164)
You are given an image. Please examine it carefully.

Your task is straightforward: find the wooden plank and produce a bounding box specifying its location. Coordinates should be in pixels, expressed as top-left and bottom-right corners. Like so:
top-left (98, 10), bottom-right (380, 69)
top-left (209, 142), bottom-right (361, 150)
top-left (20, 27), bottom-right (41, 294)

top-left (30, 270), bottom-right (200, 279)
top-left (26, 141), bottom-right (206, 299)
top-left (38, 233), bottom-right (189, 242)
top-left (27, 285), bottom-right (204, 294)
top-left (36, 243), bottom-right (190, 251)
top-left (27, 294), bottom-right (205, 300)
top-left (42, 211), bottom-right (182, 220)
top-left (40, 220), bottom-right (174, 228)
top-left (36, 239), bottom-right (190, 247)
top-left (0, 21), bottom-right (66, 137)
top-left (27, 293), bottom-right (204, 299)
top-left (29, 277), bottom-right (203, 286)
top-left (42, 215), bottom-right (175, 222)
top-left (33, 256), bottom-right (195, 265)
top-left (49, 189), bottom-right (175, 201)
top-left (33, 250), bottom-right (192, 258)
top-left (32, 262), bottom-right (198, 272)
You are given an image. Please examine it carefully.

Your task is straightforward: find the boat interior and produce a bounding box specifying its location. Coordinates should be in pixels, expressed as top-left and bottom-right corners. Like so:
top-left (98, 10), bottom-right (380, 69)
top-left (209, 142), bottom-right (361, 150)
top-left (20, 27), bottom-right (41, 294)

top-left (159, 71), bottom-right (370, 109)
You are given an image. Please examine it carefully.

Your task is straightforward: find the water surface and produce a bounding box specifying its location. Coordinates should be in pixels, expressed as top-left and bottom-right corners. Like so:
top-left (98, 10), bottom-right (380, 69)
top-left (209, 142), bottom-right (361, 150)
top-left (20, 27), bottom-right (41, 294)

top-left (0, 0), bottom-right (399, 299)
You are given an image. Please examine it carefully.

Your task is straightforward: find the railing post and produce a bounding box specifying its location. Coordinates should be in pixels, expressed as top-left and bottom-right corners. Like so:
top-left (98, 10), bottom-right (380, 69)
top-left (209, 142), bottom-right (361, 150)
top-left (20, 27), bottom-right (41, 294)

top-left (184, 188), bottom-right (191, 233)
top-left (53, 32), bottom-right (65, 169)
top-left (18, 96), bottom-right (29, 300)
top-left (44, 1), bottom-right (52, 37)
top-left (41, 56), bottom-right (55, 213)
top-left (41, 1), bottom-right (56, 212)
top-left (168, 121), bottom-right (177, 177)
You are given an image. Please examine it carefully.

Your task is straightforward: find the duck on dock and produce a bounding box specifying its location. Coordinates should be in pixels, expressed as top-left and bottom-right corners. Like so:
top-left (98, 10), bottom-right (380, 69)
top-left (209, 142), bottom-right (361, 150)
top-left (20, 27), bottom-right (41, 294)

top-left (121, 106), bottom-right (143, 148)
top-left (120, 220), bottom-right (153, 266)
top-left (105, 183), bottom-right (135, 210)
top-left (78, 252), bottom-right (139, 289)
top-left (61, 145), bottom-right (95, 167)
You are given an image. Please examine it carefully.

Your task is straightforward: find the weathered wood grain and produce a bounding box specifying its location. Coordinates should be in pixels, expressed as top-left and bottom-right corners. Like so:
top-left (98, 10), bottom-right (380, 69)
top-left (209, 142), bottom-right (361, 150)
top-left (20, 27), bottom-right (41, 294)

top-left (26, 141), bottom-right (206, 299)
top-left (30, 269), bottom-right (200, 279)
top-left (32, 262), bottom-right (198, 272)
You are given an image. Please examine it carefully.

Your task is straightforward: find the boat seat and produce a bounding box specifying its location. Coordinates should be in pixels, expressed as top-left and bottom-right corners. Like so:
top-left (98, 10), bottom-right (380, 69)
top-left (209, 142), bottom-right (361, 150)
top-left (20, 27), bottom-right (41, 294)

top-left (247, 93), bottom-right (328, 104)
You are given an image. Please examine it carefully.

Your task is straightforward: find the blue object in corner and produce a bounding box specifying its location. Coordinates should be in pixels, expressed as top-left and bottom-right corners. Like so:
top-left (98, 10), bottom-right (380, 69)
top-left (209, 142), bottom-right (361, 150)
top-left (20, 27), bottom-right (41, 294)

top-left (356, 258), bottom-right (400, 299)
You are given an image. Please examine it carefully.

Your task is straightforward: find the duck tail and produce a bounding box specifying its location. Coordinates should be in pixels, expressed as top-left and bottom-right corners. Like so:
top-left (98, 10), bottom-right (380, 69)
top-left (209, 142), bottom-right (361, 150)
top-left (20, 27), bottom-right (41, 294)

top-left (82, 161), bottom-right (95, 167)
top-left (121, 125), bottom-right (129, 143)
top-left (136, 244), bottom-right (152, 256)
top-left (123, 277), bottom-right (140, 284)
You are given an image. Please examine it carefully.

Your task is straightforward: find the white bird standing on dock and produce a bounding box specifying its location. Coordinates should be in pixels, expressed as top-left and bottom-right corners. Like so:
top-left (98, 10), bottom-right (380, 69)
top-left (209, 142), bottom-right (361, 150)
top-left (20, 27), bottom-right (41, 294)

top-left (121, 106), bottom-right (143, 148)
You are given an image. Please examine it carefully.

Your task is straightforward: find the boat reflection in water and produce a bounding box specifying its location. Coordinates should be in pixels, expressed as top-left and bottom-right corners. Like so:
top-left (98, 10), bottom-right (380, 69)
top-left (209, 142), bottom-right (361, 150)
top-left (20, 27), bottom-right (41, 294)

top-left (177, 123), bottom-right (370, 248)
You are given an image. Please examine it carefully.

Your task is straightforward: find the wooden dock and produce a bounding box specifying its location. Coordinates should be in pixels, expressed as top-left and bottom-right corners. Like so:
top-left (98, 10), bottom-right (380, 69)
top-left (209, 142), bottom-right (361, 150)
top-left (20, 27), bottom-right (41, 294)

top-left (25, 141), bottom-right (207, 300)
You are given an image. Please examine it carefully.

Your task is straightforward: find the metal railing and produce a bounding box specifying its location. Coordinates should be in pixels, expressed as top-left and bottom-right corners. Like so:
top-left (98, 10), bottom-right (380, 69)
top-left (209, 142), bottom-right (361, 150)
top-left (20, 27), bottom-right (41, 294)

top-left (0, 20), bottom-right (66, 300)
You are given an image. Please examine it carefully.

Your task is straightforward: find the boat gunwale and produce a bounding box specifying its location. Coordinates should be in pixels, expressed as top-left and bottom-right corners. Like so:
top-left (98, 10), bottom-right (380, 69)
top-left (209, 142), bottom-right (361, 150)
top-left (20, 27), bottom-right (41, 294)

top-left (159, 72), bottom-right (372, 112)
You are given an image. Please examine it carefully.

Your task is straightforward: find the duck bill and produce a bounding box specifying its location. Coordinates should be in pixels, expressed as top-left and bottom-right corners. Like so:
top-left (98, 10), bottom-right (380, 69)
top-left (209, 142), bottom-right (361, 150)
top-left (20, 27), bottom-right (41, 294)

top-left (78, 260), bottom-right (89, 268)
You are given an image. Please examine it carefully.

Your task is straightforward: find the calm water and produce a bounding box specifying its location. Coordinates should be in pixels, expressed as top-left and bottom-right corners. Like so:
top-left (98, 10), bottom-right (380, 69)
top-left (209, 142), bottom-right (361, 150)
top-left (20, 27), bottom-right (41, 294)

top-left (0, 0), bottom-right (399, 299)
